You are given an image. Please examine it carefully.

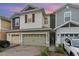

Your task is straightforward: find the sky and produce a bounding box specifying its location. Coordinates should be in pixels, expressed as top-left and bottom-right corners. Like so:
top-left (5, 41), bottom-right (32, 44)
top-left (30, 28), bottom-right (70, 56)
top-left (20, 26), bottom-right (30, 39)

top-left (0, 3), bottom-right (64, 18)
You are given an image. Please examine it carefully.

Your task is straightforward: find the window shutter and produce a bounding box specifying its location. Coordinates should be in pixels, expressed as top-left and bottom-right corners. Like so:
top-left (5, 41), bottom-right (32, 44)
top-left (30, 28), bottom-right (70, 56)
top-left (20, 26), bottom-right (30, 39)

top-left (25, 15), bottom-right (27, 23)
top-left (32, 14), bottom-right (35, 22)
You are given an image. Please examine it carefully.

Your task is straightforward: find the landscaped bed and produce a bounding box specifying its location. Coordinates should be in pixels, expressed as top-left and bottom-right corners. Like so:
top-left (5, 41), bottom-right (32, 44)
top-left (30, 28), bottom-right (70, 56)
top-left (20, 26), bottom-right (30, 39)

top-left (49, 45), bottom-right (67, 56)
top-left (48, 51), bottom-right (66, 56)
top-left (39, 45), bottom-right (67, 56)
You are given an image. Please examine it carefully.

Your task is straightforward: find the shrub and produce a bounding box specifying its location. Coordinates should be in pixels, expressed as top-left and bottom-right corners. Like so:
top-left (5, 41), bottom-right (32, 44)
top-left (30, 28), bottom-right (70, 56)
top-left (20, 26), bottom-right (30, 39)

top-left (54, 44), bottom-right (64, 54)
top-left (40, 47), bottom-right (48, 56)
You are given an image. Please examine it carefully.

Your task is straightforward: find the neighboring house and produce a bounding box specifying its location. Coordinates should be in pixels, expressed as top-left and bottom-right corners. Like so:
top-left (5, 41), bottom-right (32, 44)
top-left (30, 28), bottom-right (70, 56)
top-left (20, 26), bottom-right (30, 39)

top-left (54, 4), bottom-right (79, 46)
top-left (7, 5), bottom-right (54, 47)
top-left (0, 16), bottom-right (11, 40)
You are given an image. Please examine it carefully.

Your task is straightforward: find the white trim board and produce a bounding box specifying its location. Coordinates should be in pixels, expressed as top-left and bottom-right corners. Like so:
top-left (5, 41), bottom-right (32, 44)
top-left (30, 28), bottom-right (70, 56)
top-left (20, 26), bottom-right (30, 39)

top-left (54, 20), bottom-right (79, 30)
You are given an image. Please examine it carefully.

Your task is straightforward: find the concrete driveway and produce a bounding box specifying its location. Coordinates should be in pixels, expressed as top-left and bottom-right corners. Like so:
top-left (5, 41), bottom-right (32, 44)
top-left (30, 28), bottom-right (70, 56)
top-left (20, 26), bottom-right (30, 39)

top-left (0, 46), bottom-right (43, 56)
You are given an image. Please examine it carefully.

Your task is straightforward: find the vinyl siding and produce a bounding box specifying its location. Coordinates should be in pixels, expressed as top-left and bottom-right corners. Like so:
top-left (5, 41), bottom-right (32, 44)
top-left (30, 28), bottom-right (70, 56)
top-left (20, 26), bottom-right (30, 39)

top-left (20, 11), bottom-right (43, 29)
top-left (0, 32), bottom-right (6, 40)
top-left (1, 20), bottom-right (11, 30)
top-left (56, 5), bottom-right (79, 27)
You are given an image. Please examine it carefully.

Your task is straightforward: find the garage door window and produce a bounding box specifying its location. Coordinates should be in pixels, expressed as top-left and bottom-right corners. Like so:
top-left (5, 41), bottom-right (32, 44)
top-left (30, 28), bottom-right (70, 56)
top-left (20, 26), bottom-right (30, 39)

top-left (12, 34), bottom-right (19, 36)
top-left (61, 34), bottom-right (64, 36)
top-left (61, 34), bottom-right (79, 39)
top-left (70, 34), bottom-right (73, 37)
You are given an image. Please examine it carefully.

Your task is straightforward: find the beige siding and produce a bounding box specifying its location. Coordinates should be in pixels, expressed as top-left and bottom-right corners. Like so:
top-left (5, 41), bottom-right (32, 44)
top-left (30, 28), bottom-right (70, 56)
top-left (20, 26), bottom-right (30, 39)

top-left (0, 32), bottom-right (6, 40)
top-left (1, 20), bottom-right (11, 30)
top-left (0, 33), bottom-right (1, 40)
top-left (1, 32), bottom-right (6, 40)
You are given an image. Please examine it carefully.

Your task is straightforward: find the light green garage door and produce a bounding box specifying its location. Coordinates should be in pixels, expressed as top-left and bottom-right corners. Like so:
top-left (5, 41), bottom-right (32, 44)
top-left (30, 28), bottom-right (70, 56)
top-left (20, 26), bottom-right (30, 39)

top-left (22, 34), bottom-right (46, 46)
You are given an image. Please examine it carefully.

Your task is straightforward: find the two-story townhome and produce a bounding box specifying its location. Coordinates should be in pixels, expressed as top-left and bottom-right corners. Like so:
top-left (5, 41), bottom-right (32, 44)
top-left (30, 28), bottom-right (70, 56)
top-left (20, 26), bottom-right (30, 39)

top-left (0, 16), bottom-right (11, 40)
top-left (7, 5), bottom-right (54, 47)
top-left (54, 4), bottom-right (79, 46)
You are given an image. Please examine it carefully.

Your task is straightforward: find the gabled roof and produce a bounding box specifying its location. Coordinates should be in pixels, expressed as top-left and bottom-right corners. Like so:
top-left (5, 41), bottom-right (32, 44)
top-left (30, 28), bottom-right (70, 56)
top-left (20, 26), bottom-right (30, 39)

top-left (10, 4), bottom-right (46, 19)
top-left (21, 4), bottom-right (39, 12)
top-left (0, 16), bottom-right (11, 22)
top-left (54, 20), bottom-right (79, 30)
top-left (10, 8), bottom-right (45, 19)
top-left (54, 3), bottom-right (79, 13)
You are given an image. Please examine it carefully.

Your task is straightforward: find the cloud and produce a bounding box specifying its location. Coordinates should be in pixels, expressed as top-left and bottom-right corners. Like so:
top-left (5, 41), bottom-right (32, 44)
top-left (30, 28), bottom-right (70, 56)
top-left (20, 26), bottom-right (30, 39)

top-left (0, 6), bottom-right (22, 12)
top-left (45, 5), bottom-right (62, 14)
top-left (7, 7), bottom-right (22, 12)
top-left (45, 7), bottom-right (56, 14)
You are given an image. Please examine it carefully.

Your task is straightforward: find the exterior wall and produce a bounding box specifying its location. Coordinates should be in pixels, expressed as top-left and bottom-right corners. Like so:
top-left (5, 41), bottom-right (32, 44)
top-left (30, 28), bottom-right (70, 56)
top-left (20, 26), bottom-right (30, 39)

top-left (1, 32), bottom-right (6, 40)
top-left (1, 20), bottom-right (11, 30)
top-left (20, 11), bottom-right (43, 29)
top-left (56, 27), bottom-right (79, 46)
top-left (0, 32), bottom-right (6, 40)
top-left (56, 5), bottom-right (79, 27)
top-left (7, 31), bottom-right (50, 47)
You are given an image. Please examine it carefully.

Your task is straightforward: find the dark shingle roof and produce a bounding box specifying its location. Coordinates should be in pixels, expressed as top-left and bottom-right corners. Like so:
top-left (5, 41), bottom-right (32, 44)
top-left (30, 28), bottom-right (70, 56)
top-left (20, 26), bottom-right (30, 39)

top-left (0, 16), bottom-right (11, 22)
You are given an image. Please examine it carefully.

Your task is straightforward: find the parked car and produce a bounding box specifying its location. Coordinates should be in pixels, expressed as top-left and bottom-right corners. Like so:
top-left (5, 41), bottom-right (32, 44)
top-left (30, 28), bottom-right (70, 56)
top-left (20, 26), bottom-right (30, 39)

top-left (0, 40), bottom-right (10, 48)
top-left (63, 38), bottom-right (79, 56)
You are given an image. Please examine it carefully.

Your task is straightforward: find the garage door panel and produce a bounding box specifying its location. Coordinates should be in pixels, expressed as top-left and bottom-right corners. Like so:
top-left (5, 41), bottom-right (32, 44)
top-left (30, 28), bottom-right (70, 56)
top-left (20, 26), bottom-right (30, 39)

top-left (22, 34), bottom-right (46, 46)
top-left (11, 35), bottom-right (20, 44)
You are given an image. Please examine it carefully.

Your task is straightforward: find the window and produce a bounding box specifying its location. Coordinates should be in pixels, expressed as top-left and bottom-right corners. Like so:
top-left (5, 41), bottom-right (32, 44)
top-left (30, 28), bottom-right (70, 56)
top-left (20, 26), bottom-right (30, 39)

top-left (25, 14), bottom-right (35, 23)
top-left (15, 17), bottom-right (20, 26)
top-left (64, 11), bottom-right (71, 22)
top-left (44, 17), bottom-right (48, 24)
top-left (28, 18), bottom-right (32, 23)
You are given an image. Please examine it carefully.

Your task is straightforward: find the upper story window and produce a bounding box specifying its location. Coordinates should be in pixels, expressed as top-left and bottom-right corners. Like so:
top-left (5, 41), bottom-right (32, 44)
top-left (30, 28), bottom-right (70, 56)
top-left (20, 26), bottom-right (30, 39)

top-left (25, 14), bottom-right (35, 23)
top-left (64, 11), bottom-right (71, 22)
top-left (44, 17), bottom-right (48, 24)
top-left (15, 17), bottom-right (20, 26)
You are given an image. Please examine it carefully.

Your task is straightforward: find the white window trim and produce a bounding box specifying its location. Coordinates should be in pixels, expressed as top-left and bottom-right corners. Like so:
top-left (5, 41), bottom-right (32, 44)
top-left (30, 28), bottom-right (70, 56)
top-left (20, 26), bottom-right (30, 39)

top-left (26, 13), bottom-right (35, 23)
top-left (15, 18), bottom-right (20, 26)
top-left (64, 11), bottom-right (72, 22)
